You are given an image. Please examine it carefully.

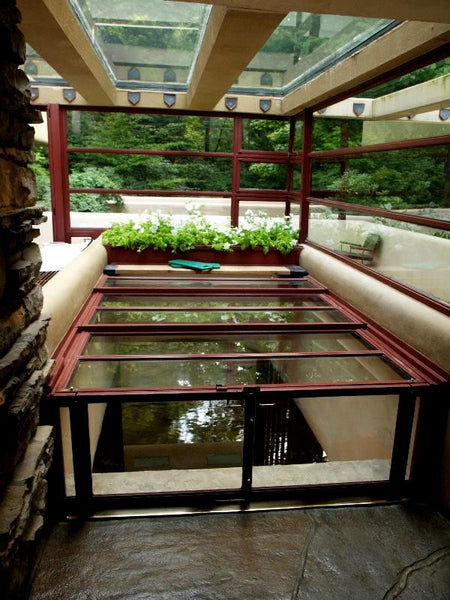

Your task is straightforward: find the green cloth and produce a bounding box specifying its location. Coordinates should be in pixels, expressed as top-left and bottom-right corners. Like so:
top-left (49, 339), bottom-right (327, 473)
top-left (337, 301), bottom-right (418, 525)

top-left (168, 259), bottom-right (221, 272)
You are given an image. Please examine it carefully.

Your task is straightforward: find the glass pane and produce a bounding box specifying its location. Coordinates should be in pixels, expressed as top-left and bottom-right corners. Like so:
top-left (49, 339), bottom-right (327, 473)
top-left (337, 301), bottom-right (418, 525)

top-left (252, 394), bottom-right (399, 487)
top-left (67, 1), bottom-right (210, 90)
top-left (68, 196), bottom-right (232, 233)
top-left (99, 294), bottom-right (329, 307)
top-left (231, 13), bottom-right (394, 95)
top-left (308, 204), bottom-right (450, 304)
top-left (67, 112), bottom-right (233, 152)
top-left (238, 201), bottom-right (291, 220)
top-left (91, 308), bottom-right (349, 324)
top-left (360, 57), bottom-right (450, 99)
top-left (89, 399), bottom-right (243, 495)
top-left (69, 155), bottom-right (232, 192)
top-left (311, 145), bottom-right (450, 219)
top-left (240, 163), bottom-right (287, 190)
top-left (103, 277), bottom-right (315, 289)
top-left (25, 44), bottom-right (66, 84)
top-left (242, 120), bottom-right (289, 151)
top-left (68, 355), bottom-right (407, 390)
top-left (83, 332), bottom-right (372, 356)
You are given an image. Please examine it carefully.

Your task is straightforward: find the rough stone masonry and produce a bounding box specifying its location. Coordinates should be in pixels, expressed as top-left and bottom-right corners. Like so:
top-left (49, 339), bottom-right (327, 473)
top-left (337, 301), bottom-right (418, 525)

top-left (0, 1), bottom-right (53, 598)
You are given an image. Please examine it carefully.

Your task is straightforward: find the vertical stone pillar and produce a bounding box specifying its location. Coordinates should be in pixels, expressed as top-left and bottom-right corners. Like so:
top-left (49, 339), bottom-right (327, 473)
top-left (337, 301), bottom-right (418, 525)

top-left (0, 2), bottom-right (53, 598)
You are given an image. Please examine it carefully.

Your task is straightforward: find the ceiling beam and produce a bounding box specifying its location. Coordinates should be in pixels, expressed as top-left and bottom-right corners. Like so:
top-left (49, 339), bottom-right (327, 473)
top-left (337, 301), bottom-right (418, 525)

top-left (282, 22), bottom-right (450, 115)
top-left (176, 1), bottom-right (450, 24)
top-left (187, 7), bottom-right (286, 110)
top-left (17, 0), bottom-right (116, 105)
top-left (372, 74), bottom-right (450, 119)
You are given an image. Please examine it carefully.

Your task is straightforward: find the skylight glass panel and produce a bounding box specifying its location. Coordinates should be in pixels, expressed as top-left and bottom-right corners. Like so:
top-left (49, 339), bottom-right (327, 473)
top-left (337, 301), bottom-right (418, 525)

top-left (232, 13), bottom-right (396, 95)
top-left (24, 44), bottom-right (66, 85)
top-left (69, 0), bottom-right (211, 89)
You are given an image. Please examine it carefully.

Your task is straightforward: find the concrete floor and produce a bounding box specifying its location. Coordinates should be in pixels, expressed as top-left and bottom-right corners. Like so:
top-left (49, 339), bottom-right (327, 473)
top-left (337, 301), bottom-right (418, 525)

top-left (30, 503), bottom-right (450, 600)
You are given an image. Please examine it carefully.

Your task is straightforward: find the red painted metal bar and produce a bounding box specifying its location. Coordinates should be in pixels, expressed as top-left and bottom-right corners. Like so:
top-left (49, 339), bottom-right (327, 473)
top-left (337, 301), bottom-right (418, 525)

top-left (238, 151), bottom-right (290, 164)
top-left (306, 240), bottom-right (450, 318)
top-left (79, 350), bottom-right (383, 361)
top-left (231, 117), bottom-right (242, 226)
top-left (68, 147), bottom-right (233, 158)
top-left (93, 305), bottom-right (336, 313)
top-left (78, 322), bottom-right (366, 334)
top-left (52, 380), bottom-right (419, 398)
top-left (285, 119), bottom-right (296, 216)
top-left (307, 197), bottom-right (450, 231)
top-left (93, 288), bottom-right (328, 297)
top-left (47, 104), bottom-right (70, 242)
top-left (68, 188), bottom-right (231, 196)
top-left (300, 110), bottom-right (313, 242)
top-left (309, 134), bottom-right (450, 160)
top-left (237, 190), bottom-right (287, 198)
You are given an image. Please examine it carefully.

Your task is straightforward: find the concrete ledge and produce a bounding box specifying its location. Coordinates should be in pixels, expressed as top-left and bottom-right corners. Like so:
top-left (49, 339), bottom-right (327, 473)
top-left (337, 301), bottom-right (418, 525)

top-left (42, 237), bottom-right (107, 356)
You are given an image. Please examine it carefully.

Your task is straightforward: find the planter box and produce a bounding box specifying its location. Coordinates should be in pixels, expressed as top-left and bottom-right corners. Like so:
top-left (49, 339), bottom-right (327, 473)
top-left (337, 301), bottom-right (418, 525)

top-left (104, 245), bottom-right (301, 266)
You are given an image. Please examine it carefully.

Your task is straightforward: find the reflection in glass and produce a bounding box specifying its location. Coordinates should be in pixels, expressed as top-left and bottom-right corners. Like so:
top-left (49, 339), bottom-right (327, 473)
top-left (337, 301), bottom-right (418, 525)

top-left (308, 204), bottom-right (450, 304)
top-left (252, 394), bottom-right (399, 487)
top-left (83, 332), bottom-right (372, 356)
top-left (68, 355), bottom-right (407, 390)
top-left (311, 146), bottom-right (450, 218)
top-left (99, 294), bottom-right (329, 308)
top-left (90, 399), bottom-right (244, 495)
top-left (104, 277), bottom-right (314, 288)
top-left (232, 13), bottom-right (394, 94)
top-left (69, 0), bottom-right (210, 88)
top-left (91, 308), bottom-right (349, 325)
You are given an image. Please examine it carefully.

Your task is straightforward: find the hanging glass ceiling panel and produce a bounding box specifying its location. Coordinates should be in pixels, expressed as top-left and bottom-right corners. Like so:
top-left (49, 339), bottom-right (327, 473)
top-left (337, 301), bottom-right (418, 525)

top-left (24, 45), bottom-right (66, 86)
top-left (68, 0), bottom-right (211, 89)
top-left (232, 13), bottom-right (396, 96)
top-left (26, 3), bottom-right (397, 96)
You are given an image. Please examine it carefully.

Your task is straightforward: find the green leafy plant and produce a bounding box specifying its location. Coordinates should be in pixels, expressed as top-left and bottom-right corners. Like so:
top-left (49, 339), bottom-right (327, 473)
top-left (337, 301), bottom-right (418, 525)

top-left (69, 168), bottom-right (124, 212)
top-left (103, 207), bottom-right (300, 255)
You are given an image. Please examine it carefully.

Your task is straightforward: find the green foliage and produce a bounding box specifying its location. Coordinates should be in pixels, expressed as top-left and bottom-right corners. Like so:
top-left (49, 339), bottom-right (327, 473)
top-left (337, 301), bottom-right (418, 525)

top-left (31, 146), bottom-right (51, 208)
top-left (102, 207), bottom-right (299, 255)
top-left (69, 168), bottom-right (124, 212)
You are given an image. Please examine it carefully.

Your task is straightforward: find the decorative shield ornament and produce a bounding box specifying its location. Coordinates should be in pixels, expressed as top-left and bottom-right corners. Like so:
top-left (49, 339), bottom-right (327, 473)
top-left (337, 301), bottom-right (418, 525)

top-left (30, 87), bottom-right (39, 101)
top-left (439, 108), bottom-right (450, 121)
top-left (225, 97), bottom-right (237, 111)
top-left (352, 102), bottom-right (365, 116)
top-left (128, 91), bottom-right (140, 105)
top-left (163, 94), bottom-right (176, 107)
top-left (260, 99), bottom-right (272, 113)
top-left (63, 88), bottom-right (76, 103)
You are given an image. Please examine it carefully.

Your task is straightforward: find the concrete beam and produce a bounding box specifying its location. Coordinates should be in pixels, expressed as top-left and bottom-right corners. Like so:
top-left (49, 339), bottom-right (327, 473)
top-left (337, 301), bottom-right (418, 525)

top-left (17, 0), bottom-right (116, 105)
top-left (176, 0), bottom-right (450, 24)
top-left (31, 86), bottom-right (284, 114)
top-left (282, 22), bottom-right (450, 115)
top-left (187, 7), bottom-right (286, 110)
top-left (372, 74), bottom-right (450, 119)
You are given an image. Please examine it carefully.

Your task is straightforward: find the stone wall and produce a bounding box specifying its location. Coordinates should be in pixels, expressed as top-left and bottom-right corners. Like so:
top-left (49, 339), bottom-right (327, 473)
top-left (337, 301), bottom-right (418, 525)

top-left (0, 2), bottom-right (53, 598)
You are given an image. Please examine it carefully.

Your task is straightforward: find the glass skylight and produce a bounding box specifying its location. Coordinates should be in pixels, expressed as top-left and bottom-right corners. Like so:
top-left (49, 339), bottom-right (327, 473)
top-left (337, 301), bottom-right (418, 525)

top-left (69, 0), bottom-right (211, 89)
top-left (231, 12), bottom-right (396, 96)
top-left (25, 2), bottom-right (398, 96)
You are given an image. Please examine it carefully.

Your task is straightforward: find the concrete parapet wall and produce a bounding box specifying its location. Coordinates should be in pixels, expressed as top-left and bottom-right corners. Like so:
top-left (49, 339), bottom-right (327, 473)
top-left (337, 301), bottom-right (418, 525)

top-left (43, 236), bottom-right (107, 356)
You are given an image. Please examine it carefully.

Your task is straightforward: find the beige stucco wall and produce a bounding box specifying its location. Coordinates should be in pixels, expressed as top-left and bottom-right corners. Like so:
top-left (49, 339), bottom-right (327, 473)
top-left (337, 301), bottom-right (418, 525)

top-left (43, 236), bottom-right (107, 355)
top-left (42, 236), bottom-right (108, 478)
